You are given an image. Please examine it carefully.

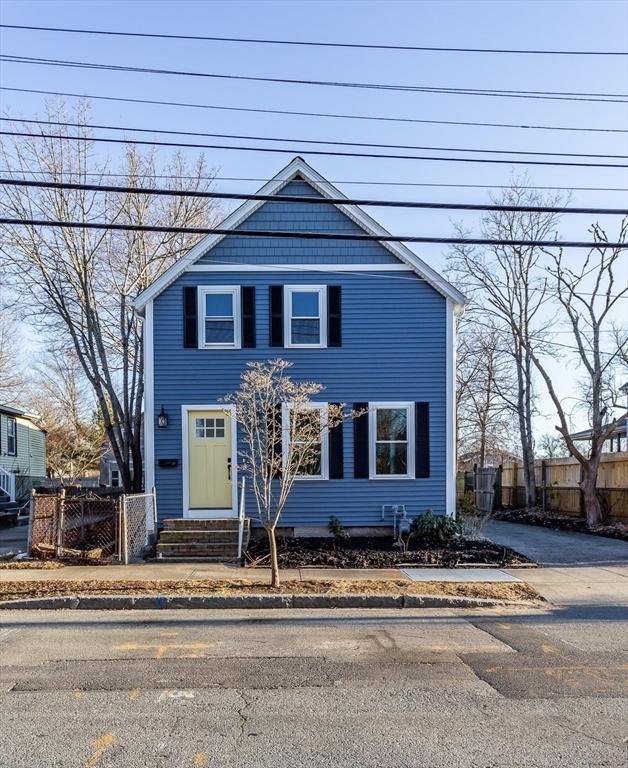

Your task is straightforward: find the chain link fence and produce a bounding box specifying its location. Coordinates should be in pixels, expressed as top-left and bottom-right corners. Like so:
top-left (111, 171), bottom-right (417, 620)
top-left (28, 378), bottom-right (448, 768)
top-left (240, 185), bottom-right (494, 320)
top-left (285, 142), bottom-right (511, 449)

top-left (120, 492), bottom-right (157, 564)
top-left (29, 488), bottom-right (156, 563)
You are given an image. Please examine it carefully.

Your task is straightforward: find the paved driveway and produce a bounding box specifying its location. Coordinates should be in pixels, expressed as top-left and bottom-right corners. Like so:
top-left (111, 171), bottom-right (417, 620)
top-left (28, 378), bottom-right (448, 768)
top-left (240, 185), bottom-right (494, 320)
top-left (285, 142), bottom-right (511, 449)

top-left (486, 520), bottom-right (628, 566)
top-left (0, 521), bottom-right (28, 556)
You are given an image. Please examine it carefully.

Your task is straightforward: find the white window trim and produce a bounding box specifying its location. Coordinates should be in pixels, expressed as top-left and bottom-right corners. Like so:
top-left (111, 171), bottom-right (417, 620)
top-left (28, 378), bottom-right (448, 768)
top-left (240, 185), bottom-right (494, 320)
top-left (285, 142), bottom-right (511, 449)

top-left (284, 285), bottom-right (327, 349)
top-left (368, 402), bottom-right (415, 480)
top-left (197, 285), bottom-right (241, 349)
top-left (6, 416), bottom-right (17, 456)
top-left (281, 402), bottom-right (329, 480)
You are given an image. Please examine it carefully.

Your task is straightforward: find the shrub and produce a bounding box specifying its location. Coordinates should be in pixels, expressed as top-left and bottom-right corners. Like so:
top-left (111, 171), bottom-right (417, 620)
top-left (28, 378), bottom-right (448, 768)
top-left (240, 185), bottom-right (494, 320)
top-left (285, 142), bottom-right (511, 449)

top-left (328, 515), bottom-right (348, 541)
top-left (410, 508), bottom-right (462, 544)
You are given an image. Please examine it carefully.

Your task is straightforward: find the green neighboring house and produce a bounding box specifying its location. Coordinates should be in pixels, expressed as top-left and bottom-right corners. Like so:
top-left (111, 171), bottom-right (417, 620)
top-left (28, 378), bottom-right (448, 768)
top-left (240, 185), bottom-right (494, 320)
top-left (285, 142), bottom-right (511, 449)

top-left (0, 404), bottom-right (47, 506)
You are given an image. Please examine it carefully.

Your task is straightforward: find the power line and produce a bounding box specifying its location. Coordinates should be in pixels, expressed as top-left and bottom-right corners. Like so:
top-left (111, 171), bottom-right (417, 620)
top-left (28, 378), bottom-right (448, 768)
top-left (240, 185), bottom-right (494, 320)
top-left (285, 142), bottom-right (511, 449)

top-left (3, 177), bottom-right (627, 216)
top-left (6, 117), bottom-right (624, 160)
top-left (3, 168), bottom-right (627, 194)
top-left (2, 23), bottom-right (627, 56)
top-left (1, 216), bottom-right (625, 248)
top-left (2, 54), bottom-right (628, 103)
top-left (5, 86), bottom-right (625, 135)
top-left (3, 130), bottom-right (627, 169)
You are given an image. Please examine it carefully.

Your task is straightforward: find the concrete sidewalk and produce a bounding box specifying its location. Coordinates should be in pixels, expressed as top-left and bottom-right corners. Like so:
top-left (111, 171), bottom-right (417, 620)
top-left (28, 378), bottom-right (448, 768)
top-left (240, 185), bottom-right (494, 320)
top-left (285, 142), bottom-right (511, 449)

top-left (1, 561), bottom-right (627, 607)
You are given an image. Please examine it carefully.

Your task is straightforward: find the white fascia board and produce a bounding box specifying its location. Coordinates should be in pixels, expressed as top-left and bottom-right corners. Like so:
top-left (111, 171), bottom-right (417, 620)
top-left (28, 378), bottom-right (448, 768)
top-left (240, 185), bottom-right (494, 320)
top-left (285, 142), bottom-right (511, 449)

top-left (133, 156), bottom-right (467, 311)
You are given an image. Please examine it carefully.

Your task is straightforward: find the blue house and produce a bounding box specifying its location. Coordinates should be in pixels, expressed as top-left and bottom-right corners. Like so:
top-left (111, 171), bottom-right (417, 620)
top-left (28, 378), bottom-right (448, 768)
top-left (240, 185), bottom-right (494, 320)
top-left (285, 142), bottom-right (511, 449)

top-left (134, 157), bottom-right (465, 556)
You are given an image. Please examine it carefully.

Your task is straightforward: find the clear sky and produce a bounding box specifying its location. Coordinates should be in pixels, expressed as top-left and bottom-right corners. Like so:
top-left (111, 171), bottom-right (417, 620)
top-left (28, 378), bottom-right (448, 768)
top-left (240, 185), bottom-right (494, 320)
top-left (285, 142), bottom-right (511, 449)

top-left (1, 0), bottom-right (627, 437)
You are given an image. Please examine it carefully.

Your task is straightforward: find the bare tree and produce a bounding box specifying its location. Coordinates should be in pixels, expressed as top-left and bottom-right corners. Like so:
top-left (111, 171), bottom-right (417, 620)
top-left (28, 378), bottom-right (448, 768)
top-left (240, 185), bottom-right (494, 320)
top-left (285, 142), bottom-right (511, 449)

top-left (456, 318), bottom-right (516, 466)
top-left (28, 351), bottom-right (104, 481)
top-left (0, 303), bottom-right (23, 405)
top-left (224, 359), bottom-right (358, 587)
top-left (520, 220), bottom-right (628, 525)
top-left (537, 433), bottom-right (569, 459)
top-left (449, 181), bottom-right (563, 507)
top-left (0, 102), bottom-right (219, 490)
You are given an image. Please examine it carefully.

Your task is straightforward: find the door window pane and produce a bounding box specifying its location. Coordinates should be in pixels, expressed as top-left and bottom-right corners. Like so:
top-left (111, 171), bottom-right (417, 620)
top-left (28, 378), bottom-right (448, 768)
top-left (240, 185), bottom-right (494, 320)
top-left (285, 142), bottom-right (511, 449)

top-left (195, 417), bottom-right (226, 439)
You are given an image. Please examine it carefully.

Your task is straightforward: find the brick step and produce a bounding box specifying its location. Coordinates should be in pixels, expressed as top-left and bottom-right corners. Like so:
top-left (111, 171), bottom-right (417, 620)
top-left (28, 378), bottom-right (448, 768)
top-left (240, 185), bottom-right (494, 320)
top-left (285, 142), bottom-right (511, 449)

top-left (159, 530), bottom-right (239, 544)
top-left (163, 518), bottom-right (244, 532)
top-left (156, 542), bottom-right (240, 558)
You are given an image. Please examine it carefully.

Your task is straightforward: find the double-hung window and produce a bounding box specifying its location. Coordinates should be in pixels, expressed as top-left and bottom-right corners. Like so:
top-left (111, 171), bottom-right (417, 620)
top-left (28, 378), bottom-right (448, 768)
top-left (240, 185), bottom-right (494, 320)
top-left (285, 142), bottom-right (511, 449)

top-left (198, 286), bottom-right (241, 349)
top-left (282, 403), bottom-right (329, 480)
top-left (6, 417), bottom-right (16, 456)
top-left (285, 286), bottom-right (327, 348)
top-left (369, 403), bottom-right (415, 479)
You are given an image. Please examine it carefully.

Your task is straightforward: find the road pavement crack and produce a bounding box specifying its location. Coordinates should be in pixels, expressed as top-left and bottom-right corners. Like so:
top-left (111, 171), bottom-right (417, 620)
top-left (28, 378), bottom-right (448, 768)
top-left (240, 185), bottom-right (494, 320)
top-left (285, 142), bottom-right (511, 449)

top-left (235, 689), bottom-right (253, 739)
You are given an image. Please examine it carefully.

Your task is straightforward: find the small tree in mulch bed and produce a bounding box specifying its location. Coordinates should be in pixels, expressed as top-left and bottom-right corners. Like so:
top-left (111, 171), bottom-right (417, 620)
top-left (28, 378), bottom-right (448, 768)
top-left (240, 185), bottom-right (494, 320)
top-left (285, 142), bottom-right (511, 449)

top-left (224, 359), bottom-right (361, 588)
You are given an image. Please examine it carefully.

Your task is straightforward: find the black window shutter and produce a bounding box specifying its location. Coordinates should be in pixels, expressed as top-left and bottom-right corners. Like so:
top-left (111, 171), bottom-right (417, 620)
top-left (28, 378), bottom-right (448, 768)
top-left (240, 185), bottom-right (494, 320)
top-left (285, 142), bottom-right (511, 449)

top-left (415, 402), bottom-right (430, 478)
top-left (269, 286), bottom-right (284, 347)
top-left (353, 402), bottom-right (369, 478)
top-left (327, 286), bottom-right (342, 347)
top-left (183, 287), bottom-right (198, 348)
top-left (268, 404), bottom-right (283, 478)
top-left (241, 287), bottom-right (256, 348)
top-left (328, 403), bottom-right (344, 479)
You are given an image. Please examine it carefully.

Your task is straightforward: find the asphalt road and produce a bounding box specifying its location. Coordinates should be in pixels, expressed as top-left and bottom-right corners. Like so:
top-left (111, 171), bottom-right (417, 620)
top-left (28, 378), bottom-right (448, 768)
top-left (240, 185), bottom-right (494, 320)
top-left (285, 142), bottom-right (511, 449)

top-left (0, 606), bottom-right (627, 767)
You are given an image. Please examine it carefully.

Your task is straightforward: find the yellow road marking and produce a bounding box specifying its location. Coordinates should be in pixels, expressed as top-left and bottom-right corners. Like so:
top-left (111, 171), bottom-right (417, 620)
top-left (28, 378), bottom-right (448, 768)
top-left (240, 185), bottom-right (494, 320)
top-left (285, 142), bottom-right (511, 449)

top-left (84, 733), bottom-right (115, 768)
top-left (128, 688), bottom-right (140, 700)
top-left (74, 689), bottom-right (83, 699)
top-left (193, 752), bottom-right (208, 766)
top-left (113, 642), bottom-right (210, 659)
top-left (484, 663), bottom-right (628, 674)
top-left (541, 644), bottom-right (568, 658)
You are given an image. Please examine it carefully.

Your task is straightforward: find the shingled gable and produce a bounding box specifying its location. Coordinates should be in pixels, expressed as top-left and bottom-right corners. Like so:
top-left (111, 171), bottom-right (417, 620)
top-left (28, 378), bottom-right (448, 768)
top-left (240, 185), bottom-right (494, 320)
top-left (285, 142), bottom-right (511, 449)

top-left (133, 156), bottom-right (466, 311)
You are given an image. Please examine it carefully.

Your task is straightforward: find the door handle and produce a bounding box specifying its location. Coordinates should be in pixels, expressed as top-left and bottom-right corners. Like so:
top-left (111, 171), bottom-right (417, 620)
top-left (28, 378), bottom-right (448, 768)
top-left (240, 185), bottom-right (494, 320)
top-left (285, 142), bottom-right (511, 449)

top-left (227, 457), bottom-right (232, 480)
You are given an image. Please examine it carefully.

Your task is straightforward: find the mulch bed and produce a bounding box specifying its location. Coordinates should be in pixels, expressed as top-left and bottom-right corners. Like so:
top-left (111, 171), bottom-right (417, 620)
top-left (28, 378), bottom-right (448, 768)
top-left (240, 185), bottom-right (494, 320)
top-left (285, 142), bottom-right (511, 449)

top-left (246, 536), bottom-right (532, 568)
top-left (0, 578), bottom-right (541, 603)
top-left (494, 508), bottom-right (628, 542)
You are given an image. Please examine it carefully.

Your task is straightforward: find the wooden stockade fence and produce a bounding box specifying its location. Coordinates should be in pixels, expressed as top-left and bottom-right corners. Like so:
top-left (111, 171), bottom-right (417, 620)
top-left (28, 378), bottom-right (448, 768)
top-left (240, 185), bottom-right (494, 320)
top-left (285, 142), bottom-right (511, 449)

top-left (460, 452), bottom-right (628, 520)
top-left (28, 488), bottom-right (155, 563)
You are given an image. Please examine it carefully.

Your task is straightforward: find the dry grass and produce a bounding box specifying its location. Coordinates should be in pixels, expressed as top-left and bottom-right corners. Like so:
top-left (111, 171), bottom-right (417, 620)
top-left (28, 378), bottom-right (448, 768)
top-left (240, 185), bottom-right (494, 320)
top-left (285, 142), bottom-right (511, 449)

top-left (0, 578), bottom-right (541, 602)
top-left (0, 561), bottom-right (64, 570)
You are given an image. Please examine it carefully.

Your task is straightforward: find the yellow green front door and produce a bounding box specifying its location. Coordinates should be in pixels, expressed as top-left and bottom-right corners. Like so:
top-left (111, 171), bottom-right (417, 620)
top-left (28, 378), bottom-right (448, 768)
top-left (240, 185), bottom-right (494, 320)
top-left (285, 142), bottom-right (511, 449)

top-left (187, 410), bottom-right (233, 513)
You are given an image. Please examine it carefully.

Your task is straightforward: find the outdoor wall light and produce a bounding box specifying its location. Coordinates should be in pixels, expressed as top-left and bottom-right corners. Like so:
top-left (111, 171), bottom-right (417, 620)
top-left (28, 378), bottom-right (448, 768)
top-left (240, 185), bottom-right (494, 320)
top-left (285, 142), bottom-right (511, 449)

top-left (157, 406), bottom-right (169, 429)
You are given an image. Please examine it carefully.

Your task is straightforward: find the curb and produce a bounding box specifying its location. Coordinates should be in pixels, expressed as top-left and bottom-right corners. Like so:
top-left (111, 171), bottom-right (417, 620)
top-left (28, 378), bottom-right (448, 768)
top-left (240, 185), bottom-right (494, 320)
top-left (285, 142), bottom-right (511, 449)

top-left (0, 593), bottom-right (524, 610)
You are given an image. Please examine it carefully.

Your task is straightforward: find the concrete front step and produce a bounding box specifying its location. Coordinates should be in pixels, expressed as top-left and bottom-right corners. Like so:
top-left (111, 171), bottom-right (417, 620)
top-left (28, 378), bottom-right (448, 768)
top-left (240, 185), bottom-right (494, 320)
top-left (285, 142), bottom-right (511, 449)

top-left (163, 518), bottom-right (244, 532)
top-left (159, 530), bottom-right (240, 544)
top-left (156, 542), bottom-right (240, 558)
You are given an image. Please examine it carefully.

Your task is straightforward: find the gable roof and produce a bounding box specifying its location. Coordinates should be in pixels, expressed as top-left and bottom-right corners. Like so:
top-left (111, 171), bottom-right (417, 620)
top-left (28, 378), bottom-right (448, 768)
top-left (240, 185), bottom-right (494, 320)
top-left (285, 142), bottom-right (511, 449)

top-left (0, 403), bottom-right (46, 431)
top-left (134, 156), bottom-right (466, 311)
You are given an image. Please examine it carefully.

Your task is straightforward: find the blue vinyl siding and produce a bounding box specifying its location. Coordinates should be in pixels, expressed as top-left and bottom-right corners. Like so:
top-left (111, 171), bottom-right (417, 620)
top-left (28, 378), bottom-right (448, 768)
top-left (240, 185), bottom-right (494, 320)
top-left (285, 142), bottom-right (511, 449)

top-left (152, 175), bottom-right (448, 528)
top-left (153, 274), bottom-right (446, 528)
top-left (198, 180), bottom-right (400, 266)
